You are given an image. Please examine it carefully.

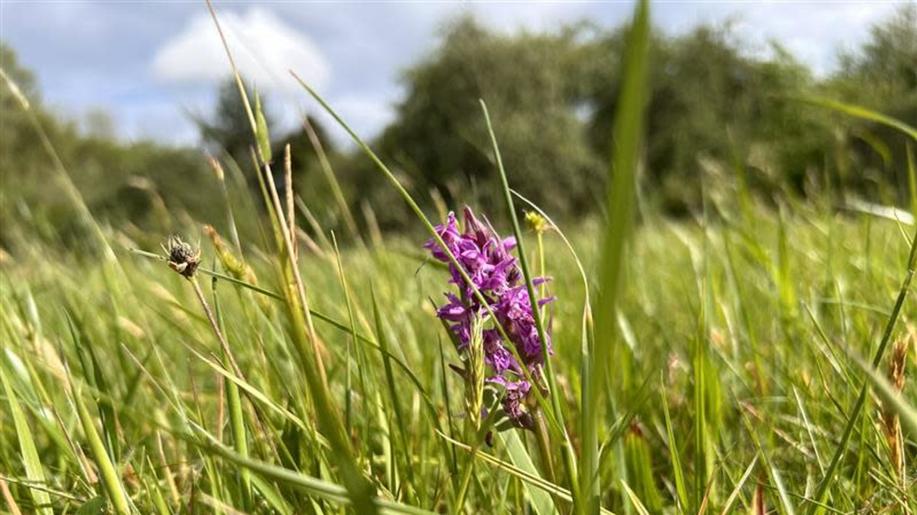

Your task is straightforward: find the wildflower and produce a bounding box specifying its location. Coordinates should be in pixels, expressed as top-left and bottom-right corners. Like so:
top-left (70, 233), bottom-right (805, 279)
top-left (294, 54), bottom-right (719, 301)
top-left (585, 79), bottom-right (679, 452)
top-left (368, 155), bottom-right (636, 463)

top-left (488, 376), bottom-right (534, 429)
top-left (162, 235), bottom-right (200, 279)
top-left (525, 211), bottom-right (548, 234)
top-left (426, 207), bottom-right (553, 429)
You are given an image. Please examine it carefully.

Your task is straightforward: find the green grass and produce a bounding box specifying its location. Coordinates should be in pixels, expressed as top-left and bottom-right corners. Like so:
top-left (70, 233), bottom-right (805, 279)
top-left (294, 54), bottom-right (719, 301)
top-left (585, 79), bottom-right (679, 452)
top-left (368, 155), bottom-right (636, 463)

top-left (2, 187), bottom-right (915, 513)
top-left (2, 1), bottom-right (917, 512)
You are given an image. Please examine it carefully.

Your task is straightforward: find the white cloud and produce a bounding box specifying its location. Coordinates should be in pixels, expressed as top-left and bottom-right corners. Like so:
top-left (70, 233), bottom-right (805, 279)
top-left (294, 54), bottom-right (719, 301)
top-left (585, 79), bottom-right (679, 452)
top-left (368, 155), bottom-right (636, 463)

top-left (328, 94), bottom-right (397, 140)
top-left (151, 7), bottom-right (329, 94)
top-left (676, 3), bottom-right (900, 76)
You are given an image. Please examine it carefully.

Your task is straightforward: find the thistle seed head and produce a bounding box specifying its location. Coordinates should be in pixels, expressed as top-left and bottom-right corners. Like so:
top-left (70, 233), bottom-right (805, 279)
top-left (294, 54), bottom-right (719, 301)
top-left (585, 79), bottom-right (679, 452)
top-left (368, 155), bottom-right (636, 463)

top-left (162, 235), bottom-right (200, 278)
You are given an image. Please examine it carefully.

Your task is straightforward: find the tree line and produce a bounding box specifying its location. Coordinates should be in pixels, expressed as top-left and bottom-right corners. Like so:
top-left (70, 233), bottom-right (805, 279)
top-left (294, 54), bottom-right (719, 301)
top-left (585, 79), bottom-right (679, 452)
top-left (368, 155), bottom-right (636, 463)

top-left (2, 5), bottom-right (914, 250)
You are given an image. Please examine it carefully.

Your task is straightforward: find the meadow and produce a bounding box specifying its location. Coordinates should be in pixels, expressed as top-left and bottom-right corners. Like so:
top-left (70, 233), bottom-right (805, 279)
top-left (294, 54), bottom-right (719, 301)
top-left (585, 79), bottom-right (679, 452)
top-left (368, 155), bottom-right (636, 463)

top-left (2, 1), bottom-right (916, 514)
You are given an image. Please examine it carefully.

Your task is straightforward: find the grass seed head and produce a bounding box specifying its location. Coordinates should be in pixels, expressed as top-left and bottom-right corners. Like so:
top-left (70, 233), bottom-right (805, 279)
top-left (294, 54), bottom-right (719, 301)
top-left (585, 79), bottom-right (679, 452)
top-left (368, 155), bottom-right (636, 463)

top-left (881, 325), bottom-right (912, 478)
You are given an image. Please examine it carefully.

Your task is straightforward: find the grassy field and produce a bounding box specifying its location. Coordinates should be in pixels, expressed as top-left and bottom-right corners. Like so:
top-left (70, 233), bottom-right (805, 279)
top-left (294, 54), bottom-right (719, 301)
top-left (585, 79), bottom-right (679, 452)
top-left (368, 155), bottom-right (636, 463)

top-left (2, 184), bottom-right (915, 514)
top-left (2, 1), bottom-right (917, 514)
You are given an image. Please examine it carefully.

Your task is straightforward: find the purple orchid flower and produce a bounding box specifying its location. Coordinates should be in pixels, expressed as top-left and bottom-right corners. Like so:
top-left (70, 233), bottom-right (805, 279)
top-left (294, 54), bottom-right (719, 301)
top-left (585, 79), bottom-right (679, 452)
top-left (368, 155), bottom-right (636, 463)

top-left (426, 206), bottom-right (553, 429)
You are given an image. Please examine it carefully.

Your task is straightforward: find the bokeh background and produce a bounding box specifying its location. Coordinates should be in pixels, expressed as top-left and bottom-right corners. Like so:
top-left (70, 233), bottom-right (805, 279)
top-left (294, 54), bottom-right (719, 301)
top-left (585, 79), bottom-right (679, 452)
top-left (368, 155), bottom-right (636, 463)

top-left (2, 1), bottom-right (915, 250)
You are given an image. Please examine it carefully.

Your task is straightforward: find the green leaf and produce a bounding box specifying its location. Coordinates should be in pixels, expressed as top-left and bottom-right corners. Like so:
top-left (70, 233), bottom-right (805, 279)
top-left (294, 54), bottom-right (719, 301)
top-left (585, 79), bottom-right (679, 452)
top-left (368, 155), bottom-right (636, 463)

top-left (798, 96), bottom-right (917, 141)
top-left (500, 431), bottom-right (560, 515)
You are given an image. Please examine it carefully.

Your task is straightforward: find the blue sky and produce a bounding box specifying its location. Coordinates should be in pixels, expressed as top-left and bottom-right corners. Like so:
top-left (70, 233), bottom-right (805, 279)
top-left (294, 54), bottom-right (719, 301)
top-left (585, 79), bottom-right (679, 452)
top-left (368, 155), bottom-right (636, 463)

top-left (0, 1), bottom-right (905, 146)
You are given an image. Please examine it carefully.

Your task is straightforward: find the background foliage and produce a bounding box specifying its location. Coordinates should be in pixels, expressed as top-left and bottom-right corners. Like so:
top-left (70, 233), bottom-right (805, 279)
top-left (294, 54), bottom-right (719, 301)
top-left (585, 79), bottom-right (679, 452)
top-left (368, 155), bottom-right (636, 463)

top-left (2, 6), bottom-right (915, 244)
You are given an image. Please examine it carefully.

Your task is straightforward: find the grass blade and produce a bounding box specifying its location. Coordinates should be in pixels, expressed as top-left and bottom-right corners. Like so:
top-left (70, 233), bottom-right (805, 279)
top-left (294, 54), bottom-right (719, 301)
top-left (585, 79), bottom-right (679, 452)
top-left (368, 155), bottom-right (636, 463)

top-left (0, 367), bottom-right (53, 515)
top-left (809, 227), bottom-right (917, 513)
top-left (798, 96), bottom-right (917, 141)
top-left (500, 431), bottom-right (560, 515)
top-left (620, 481), bottom-right (651, 515)
top-left (71, 381), bottom-right (131, 515)
top-left (480, 100), bottom-right (578, 494)
top-left (187, 427), bottom-right (433, 515)
top-left (581, 1), bottom-right (651, 513)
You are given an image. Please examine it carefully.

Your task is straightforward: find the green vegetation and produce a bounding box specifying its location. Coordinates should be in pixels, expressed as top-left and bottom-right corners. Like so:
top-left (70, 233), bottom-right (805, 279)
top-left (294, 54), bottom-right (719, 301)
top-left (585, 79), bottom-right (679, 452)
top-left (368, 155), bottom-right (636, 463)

top-left (3, 6), bottom-right (915, 244)
top-left (2, 162), bottom-right (915, 513)
top-left (1, 1), bottom-right (916, 514)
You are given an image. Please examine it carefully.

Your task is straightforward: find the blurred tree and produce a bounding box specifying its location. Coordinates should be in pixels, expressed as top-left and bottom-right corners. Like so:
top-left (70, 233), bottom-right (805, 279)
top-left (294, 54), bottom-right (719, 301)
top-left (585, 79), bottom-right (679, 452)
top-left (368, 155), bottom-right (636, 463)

top-left (839, 4), bottom-right (916, 98)
top-left (1, 44), bottom-right (217, 251)
top-left (82, 108), bottom-right (116, 139)
top-left (4, 6), bottom-right (916, 251)
top-left (194, 77), bottom-right (273, 167)
top-left (370, 17), bottom-right (604, 225)
top-left (584, 24), bottom-right (828, 213)
top-left (1, 42), bottom-right (51, 198)
top-left (272, 115), bottom-right (344, 231)
top-left (832, 4), bottom-right (917, 204)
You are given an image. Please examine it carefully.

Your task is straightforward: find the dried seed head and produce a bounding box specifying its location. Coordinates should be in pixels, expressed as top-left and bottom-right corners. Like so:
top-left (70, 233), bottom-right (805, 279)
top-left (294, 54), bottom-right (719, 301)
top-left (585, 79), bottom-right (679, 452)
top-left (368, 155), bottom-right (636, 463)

top-left (207, 156), bottom-right (225, 182)
top-left (888, 330), bottom-right (910, 393)
top-left (162, 235), bottom-right (200, 278)
top-left (881, 326), bottom-right (912, 479)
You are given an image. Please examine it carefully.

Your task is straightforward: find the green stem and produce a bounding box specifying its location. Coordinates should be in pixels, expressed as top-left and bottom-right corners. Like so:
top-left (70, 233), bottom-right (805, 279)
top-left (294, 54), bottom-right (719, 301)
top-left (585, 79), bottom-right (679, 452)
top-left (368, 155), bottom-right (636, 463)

top-left (480, 100), bottom-right (579, 496)
top-left (73, 383), bottom-right (131, 515)
top-left (533, 410), bottom-right (557, 483)
top-left (189, 277), bottom-right (252, 505)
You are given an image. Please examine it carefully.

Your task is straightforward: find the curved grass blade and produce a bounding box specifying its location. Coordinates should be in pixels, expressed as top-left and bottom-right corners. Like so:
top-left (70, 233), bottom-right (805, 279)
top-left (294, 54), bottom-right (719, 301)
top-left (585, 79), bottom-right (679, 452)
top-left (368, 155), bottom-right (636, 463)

top-left (186, 427), bottom-right (433, 515)
top-left (620, 481), bottom-right (651, 515)
top-left (797, 96), bottom-right (917, 141)
top-left (480, 99), bottom-right (577, 499)
top-left (71, 382), bottom-right (131, 515)
top-left (370, 286), bottom-right (416, 497)
top-left (719, 456), bottom-right (758, 515)
top-left (662, 387), bottom-right (689, 511)
top-left (500, 431), bottom-right (560, 515)
top-left (437, 432), bottom-right (571, 501)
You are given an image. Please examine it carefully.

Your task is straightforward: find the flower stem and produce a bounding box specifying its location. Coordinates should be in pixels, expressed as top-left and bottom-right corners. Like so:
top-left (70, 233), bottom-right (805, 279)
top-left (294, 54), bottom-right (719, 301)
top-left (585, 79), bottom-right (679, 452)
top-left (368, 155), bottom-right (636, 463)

top-left (188, 277), bottom-right (252, 506)
top-left (533, 409), bottom-right (556, 483)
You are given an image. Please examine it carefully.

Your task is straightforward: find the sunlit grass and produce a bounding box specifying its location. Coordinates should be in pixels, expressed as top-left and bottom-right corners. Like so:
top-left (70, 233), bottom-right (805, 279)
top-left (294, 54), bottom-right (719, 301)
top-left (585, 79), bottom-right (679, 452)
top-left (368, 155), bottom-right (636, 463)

top-left (2, 191), bottom-right (914, 513)
top-left (1, 0), bottom-right (916, 513)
